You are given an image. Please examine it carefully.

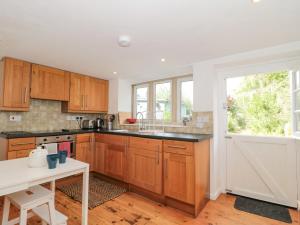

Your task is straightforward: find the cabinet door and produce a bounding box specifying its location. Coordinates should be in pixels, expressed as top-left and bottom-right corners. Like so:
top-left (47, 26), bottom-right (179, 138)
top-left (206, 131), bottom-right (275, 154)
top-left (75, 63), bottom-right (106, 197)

top-left (69, 73), bottom-right (86, 111)
top-left (1, 58), bottom-right (30, 110)
top-left (31, 64), bottom-right (70, 101)
top-left (104, 143), bottom-right (126, 180)
top-left (128, 147), bottom-right (162, 194)
top-left (86, 134), bottom-right (95, 171)
top-left (94, 142), bottom-right (105, 174)
top-left (164, 152), bottom-right (195, 204)
top-left (85, 77), bottom-right (108, 112)
top-left (75, 142), bottom-right (88, 163)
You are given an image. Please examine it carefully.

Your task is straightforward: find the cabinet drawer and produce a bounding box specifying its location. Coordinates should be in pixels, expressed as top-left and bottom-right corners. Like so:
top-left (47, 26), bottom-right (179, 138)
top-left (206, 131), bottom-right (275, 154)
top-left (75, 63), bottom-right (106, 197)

top-left (129, 137), bottom-right (162, 152)
top-left (163, 140), bottom-right (193, 155)
top-left (76, 134), bottom-right (92, 143)
top-left (95, 134), bottom-right (127, 145)
top-left (8, 149), bottom-right (32, 160)
top-left (8, 138), bottom-right (35, 151)
top-left (16, 149), bottom-right (32, 158)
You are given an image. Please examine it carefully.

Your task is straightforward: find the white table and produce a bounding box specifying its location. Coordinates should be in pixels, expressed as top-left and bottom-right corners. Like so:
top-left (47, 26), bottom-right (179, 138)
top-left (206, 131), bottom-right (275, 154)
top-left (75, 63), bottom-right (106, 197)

top-left (0, 158), bottom-right (89, 225)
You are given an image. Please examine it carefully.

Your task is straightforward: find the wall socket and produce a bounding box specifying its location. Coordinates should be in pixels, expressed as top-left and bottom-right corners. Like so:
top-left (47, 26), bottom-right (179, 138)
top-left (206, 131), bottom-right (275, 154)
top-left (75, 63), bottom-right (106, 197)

top-left (66, 115), bottom-right (84, 121)
top-left (9, 115), bottom-right (22, 122)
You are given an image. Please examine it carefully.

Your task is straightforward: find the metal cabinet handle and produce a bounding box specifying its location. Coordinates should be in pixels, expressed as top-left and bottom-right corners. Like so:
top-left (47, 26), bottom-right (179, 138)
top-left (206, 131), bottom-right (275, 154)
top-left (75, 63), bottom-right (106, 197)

top-left (156, 146), bottom-right (159, 165)
top-left (167, 145), bottom-right (186, 149)
top-left (85, 95), bottom-right (88, 108)
top-left (11, 142), bottom-right (34, 146)
top-left (81, 95), bottom-right (84, 109)
top-left (164, 159), bottom-right (168, 179)
top-left (24, 87), bottom-right (27, 103)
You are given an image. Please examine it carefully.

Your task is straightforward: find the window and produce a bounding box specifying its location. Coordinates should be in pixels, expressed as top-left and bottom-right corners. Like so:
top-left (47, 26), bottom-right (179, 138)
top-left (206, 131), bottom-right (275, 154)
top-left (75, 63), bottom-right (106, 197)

top-left (292, 70), bottom-right (300, 135)
top-left (134, 85), bottom-right (148, 118)
top-left (178, 78), bottom-right (193, 120)
top-left (154, 81), bottom-right (172, 121)
top-left (133, 75), bottom-right (193, 123)
top-left (226, 71), bottom-right (291, 136)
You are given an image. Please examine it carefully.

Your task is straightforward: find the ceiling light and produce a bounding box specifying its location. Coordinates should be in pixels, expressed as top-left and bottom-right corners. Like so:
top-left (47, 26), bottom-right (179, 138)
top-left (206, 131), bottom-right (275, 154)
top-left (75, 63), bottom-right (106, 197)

top-left (161, 58), bottom-right (166, 62)
top-left (118, 35), bottom-right (131, 47)
top-left (252, 0), bottom-right (261, 3)
top-left (113, 72), bottom-right (117, 75)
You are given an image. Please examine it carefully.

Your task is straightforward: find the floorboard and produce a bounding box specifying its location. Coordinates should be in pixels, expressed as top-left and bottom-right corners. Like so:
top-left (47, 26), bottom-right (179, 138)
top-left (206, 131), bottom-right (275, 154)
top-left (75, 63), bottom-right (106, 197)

top-left (0, 179), bottom-right (298, 225)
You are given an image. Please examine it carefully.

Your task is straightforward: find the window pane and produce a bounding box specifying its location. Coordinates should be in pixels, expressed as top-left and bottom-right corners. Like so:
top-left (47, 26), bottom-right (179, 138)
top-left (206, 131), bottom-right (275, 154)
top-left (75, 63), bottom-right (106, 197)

top-left (136, 86), bottom-right (148, 118)
top-left (227, 71), bottom-right (291, 136)
top-left (136, 101), bottom-right (147, 118)
top-left (136, 87), bottom-right (148, 101)
top-left (155, 82), bottom-right (171, 120)
top-left (296, 91), bottom-right (300, 110)
top-left (180, 80), bottom-right (193, 119)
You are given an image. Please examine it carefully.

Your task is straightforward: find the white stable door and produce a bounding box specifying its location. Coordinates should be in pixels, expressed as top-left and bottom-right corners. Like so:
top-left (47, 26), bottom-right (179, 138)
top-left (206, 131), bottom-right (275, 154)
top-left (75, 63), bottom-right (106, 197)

top-left (226, 134), bottom-right (298, 207)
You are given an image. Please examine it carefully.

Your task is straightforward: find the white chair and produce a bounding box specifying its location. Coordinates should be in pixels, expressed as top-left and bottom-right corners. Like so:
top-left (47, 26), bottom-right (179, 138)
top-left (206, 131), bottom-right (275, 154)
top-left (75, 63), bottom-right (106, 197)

top-left (1, 185), bottom-right (67, 225)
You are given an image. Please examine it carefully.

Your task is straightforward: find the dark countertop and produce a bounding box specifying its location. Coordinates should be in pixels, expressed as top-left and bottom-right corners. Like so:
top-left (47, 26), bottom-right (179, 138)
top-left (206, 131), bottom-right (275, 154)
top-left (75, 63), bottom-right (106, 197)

top-left (0, 129), bottom-right (212, 142)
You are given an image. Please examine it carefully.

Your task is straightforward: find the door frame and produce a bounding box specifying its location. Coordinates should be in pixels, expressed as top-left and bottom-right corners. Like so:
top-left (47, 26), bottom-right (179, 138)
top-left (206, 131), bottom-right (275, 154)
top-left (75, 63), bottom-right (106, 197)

top-left (215, 56), bottom-right (300, 200)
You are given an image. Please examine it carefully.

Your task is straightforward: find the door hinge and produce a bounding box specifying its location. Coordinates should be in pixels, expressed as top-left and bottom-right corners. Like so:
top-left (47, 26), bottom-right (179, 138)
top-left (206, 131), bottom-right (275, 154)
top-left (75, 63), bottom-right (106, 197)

top-left (224, 136), bottom-right (232, 139)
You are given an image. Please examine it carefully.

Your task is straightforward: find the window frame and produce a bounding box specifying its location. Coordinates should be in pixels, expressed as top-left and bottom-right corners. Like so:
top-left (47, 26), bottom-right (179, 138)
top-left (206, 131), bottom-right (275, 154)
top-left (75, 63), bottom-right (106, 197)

top-left (177, 76), bottom-right (193, 122)
top-left (291, 70), bottom-right (300, 136)
top-left (132, 74), bottom-right (193, 123)
top-left (153, 80), bottom-right (173, 121)
top-left (133, 83), bottom-right (150, 118)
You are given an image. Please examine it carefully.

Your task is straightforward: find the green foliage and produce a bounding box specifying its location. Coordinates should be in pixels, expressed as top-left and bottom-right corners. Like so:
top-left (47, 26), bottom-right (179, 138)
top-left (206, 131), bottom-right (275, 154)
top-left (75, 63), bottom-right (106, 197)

top-left (228, 71), bottom-right (291, 136)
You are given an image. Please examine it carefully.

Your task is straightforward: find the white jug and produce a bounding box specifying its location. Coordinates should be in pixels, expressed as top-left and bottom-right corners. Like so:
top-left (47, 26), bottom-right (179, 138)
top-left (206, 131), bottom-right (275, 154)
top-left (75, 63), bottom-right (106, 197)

top-left (28, 146), bottom-right (48, 168)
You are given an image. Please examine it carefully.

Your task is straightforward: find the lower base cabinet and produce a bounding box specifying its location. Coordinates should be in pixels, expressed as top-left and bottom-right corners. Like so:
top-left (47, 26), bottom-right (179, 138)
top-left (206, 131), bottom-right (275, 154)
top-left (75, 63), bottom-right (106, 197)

top-left (6, 137), bottom-right (36, 160)
top-left (76, 133), bottom-right (94, 171)
top-left (95, 134), bottom-right (127, 181)
top-left (164, 152), bottom-right (195, 204)
top-left (128, 137), bottom-right (163, 194)
top-left (80, 133), bottom-right (210, 217)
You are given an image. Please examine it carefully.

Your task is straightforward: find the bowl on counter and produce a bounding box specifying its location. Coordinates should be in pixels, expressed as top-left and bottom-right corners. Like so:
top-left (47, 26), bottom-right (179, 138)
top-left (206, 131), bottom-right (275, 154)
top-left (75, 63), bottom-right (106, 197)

top-left (126, 118), bottom-right (137, 124)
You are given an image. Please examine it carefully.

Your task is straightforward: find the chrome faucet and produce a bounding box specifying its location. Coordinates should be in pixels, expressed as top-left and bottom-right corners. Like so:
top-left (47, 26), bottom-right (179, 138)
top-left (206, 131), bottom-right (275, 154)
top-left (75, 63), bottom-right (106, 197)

top-left (136, 112), bottom-right (145, 131)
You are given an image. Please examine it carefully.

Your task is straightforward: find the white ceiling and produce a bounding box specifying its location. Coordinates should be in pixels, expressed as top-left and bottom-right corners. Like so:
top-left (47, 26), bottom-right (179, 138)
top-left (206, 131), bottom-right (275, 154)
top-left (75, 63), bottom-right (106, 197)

top-left (0, 0), bottom-right (299, 82)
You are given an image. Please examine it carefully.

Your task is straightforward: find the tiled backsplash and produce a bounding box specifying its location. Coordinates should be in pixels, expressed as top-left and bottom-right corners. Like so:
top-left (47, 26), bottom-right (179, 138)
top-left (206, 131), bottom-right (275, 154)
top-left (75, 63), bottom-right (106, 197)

top-left (117, 111), bottom-right (213, 134)
top-left (0, 100), bottom-right (98, 132)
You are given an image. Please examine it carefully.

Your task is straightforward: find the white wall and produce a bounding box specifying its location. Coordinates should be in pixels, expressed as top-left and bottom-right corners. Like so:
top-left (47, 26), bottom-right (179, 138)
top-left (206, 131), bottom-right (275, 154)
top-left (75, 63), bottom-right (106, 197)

top-left (108, 78), bottom-right (132, 114)
top-left (193, 62), bottom-right (214, 112)
top-left (192, 41), bottom-right (300, 201)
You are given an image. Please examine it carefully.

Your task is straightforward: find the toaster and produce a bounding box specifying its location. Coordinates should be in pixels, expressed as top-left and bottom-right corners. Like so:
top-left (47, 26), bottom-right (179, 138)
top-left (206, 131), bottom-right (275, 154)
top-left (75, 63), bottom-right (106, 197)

top-left (81, 120), bottom-right (95, 129)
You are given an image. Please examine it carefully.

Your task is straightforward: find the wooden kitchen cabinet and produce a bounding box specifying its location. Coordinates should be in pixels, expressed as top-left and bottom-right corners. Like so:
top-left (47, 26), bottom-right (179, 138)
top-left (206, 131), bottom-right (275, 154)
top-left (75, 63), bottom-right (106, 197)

top-left (95, 134), bottom-right (128, 181)
top-left (86, 77), bottom-right (108, 112)
top-left (128, 137), bottom-right (163, 194)
top-left (62, 73), bottom-right (108, 113)
top-left (0, 57), bottom-right (31, 111)
top-left (7, 137), bottom-right (36, 160)
top-left (164, 140), bottom-right (195, 204)
top-left (163, 139), bottom-right (210, 216)
top-left (164, 152), bottom-right (195, 204)
top-left (31, 64), bottom-right (70, 101)
top-left (76, 133), bottom-right (95, 171)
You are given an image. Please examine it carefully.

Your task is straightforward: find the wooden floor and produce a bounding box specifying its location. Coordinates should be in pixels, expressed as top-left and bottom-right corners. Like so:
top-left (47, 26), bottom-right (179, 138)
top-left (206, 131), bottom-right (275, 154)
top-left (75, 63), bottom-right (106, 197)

top-left (0, 186), bottom-right (299, 225)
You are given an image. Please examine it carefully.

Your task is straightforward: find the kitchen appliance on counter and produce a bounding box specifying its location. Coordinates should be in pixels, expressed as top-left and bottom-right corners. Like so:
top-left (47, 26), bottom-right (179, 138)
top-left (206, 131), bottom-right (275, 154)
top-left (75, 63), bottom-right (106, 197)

top-left (95, 118), bottom-right (105, 129)
top-left (107, 114), bottom-right (115, 130)
top-left (36, 134), bottom-right (76, 158)
top-left (81, 120), bottom-right (95, 129)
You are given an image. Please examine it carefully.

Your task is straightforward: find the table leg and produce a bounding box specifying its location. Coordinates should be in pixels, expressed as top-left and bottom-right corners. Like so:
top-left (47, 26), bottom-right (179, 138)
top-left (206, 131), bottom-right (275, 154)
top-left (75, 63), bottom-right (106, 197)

top-left (50, 180), bottom-right (55, 193)
top-left (82, 166), bottom-right (89, 225)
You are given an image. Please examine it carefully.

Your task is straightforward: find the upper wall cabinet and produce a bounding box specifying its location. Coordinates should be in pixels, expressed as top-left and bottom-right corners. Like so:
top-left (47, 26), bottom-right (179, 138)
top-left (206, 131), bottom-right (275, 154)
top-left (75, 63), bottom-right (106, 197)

top-left (62, 73), bottom-right (108, 113)
top-left (31, 64), bottom-right (70, 101)
top-left (0, 57), bottom-right (31, 111)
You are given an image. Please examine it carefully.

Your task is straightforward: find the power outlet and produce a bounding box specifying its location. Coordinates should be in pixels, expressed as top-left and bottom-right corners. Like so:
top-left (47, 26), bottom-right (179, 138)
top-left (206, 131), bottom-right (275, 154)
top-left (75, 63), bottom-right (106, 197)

top-left (66, 115), bottom-right (84, 121)
top-left (9, 115), bottom-right (22, 122)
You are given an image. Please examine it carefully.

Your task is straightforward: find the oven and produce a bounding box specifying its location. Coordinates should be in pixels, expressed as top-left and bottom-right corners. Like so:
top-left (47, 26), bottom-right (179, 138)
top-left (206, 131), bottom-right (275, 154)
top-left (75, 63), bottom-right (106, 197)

top-left (36, 135), bottom-right (76, 158)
